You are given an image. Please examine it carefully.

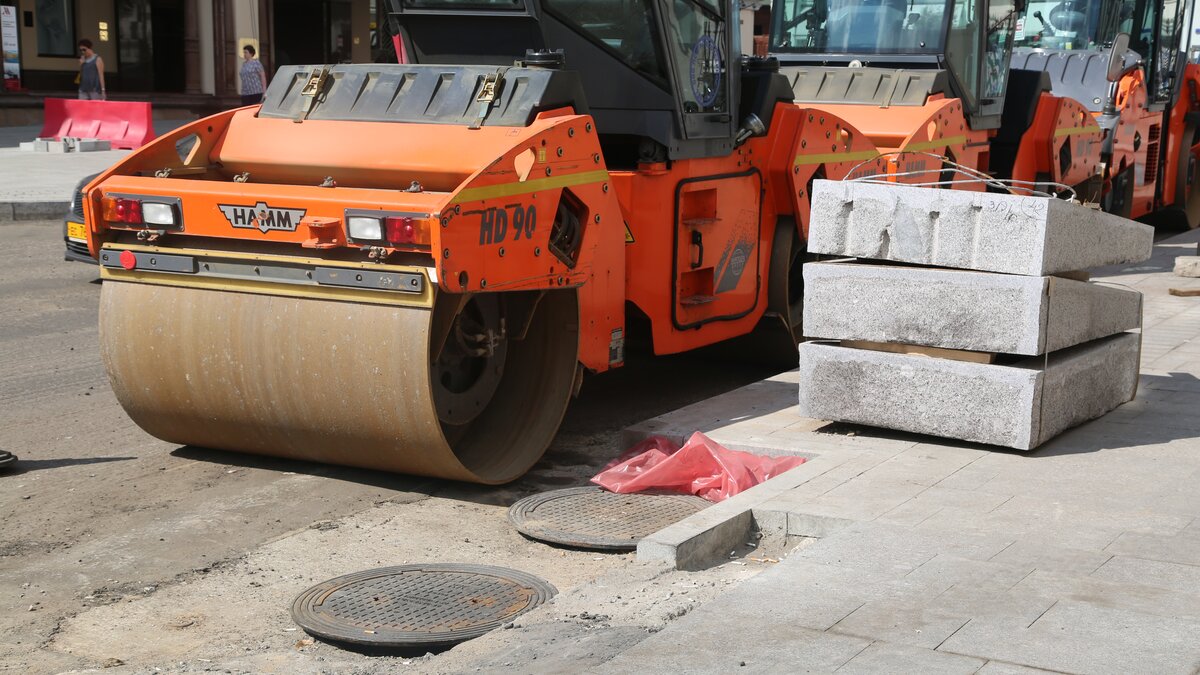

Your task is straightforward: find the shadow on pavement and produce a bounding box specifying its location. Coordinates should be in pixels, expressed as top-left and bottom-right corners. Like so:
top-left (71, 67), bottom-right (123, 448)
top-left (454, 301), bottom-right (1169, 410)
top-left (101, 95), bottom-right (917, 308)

top-left (7, 455), bottom-right (136, 473)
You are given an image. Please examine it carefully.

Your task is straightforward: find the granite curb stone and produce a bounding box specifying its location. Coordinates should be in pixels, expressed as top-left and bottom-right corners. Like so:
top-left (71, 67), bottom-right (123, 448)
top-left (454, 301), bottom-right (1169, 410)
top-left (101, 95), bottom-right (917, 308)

top-left (0, 201), bottom-right (69, 223)
top-left (796, 333), bottom-right (1140, 450)
top-left (803, 261), bottom-right (1142, 354)
top-left (808, 179), bottom-right (1154, 275)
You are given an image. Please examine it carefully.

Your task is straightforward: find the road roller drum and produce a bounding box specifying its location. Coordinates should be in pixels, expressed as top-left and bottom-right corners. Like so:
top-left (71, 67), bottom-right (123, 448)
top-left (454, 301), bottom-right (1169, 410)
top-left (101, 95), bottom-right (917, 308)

top-left (98, 249), bottom-right (580, 484)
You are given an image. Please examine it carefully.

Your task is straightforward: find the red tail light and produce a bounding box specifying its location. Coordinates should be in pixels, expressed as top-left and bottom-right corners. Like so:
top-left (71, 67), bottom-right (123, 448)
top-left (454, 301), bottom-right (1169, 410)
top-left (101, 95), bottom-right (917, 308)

top-left (385, 216), bottom-right (429, 246)
top-left (103, 196), bottom-right (143, 224)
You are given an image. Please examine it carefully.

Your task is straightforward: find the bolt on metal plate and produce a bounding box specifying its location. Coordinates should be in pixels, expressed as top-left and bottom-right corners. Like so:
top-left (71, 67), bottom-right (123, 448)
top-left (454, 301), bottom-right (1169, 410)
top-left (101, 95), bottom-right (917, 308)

top-left (291, 563), bottom-right (556, 650)
top-left (508, 486), bottom-right (710, 551)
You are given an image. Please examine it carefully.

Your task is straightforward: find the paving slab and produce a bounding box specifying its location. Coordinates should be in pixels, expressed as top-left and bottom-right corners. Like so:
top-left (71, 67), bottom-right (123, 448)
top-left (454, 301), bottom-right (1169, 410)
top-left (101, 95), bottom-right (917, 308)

top-left (938, 601), bottom-right (1200, 674)
top-left (803, 261), bottom-right (1143, 354)
top-left (1011, 569), bottom-right (1200, 622)
top-left (808, 179), bottom-right (1154, 275)
top-left (1175, 256), bottom-right (1200, 277)
top-left (1102, 530), bottom-right (1200, 568)
top-left (797, 332), bottom-right (1140, 450)
top-left (975, 662), bottom-right (1061, 674)
top-left (1090, 555), bottom-right (1200, 596)
top-left (835, 642), bottom-right (985, 675)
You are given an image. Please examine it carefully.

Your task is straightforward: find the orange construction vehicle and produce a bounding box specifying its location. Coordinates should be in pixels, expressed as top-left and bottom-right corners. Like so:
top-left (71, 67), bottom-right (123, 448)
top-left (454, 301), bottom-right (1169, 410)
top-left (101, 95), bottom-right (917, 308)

top-left (769, 0), bottom-right (1200, 225)
top-left (83, 0), bottom-right (1195, 484)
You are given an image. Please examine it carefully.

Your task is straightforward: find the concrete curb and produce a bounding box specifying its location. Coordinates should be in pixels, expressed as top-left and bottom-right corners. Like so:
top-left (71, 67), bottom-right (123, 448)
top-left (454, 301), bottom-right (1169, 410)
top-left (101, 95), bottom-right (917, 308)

top-left (0, 201), bottom-right (68, 223)
top-left (636, 453), bottom-right (851, 570)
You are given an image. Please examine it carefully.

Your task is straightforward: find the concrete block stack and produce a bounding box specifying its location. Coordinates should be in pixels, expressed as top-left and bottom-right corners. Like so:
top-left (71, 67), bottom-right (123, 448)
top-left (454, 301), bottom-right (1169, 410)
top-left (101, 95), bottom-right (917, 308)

top-left (797, 179), bottom-right (1154, 450)
top-left (19, 137), bottom-right (112, 153)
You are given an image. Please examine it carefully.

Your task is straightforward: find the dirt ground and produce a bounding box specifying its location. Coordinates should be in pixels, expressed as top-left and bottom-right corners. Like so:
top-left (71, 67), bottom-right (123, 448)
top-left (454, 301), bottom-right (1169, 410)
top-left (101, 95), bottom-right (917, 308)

top-left (0, 222), bottom-right (782, 674)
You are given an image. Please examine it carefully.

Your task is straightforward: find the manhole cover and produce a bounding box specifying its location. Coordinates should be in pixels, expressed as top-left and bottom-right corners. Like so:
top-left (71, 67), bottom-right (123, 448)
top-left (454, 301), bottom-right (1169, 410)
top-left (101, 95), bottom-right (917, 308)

top-left (290, 564), bottom-right (556, 649)
top-left (508, 486), bottom-right (710, 551)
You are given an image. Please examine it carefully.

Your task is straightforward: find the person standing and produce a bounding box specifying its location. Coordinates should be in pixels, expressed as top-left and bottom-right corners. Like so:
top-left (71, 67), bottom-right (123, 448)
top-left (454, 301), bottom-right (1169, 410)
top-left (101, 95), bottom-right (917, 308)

top-left (77, 39), bottom-right (105, 100)
top-left (239, 45), bottom-right (267, 105)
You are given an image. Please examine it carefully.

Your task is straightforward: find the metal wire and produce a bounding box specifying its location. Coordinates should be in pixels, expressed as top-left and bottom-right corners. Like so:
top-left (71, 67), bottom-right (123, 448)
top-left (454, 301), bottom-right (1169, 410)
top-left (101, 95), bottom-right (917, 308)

top-left (840, 151), bottom-right (1079, 202)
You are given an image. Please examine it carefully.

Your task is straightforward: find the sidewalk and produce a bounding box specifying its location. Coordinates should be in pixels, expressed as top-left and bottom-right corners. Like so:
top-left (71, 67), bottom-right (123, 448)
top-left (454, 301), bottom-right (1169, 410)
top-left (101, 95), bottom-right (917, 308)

top-left (0, 120), bottom-right (191, 221)
top-left (614, 227), bottom-right (1200, 673)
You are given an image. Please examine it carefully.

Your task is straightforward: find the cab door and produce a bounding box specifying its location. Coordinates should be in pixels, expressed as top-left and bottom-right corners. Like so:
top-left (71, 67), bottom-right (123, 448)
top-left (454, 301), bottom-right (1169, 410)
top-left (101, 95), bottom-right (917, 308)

top-left (672, 170), bottom-right (763, 330)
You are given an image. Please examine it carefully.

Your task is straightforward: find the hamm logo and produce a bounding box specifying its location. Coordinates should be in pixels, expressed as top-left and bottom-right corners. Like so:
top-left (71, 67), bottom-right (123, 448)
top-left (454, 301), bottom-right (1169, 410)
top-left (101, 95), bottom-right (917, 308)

top-left (218, 202), bottom-right (306, 233)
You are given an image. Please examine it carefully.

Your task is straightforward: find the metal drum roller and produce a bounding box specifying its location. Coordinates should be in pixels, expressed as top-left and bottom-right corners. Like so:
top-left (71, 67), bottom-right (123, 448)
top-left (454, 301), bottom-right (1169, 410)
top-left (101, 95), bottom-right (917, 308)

top-left (98, 252), bottom-right (579, 484)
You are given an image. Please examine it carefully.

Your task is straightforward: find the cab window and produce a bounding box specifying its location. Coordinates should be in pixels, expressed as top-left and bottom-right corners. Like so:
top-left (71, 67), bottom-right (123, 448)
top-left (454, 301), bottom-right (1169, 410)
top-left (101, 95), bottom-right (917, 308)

top-left (543, 0), bottom-right (667, 82)
top-left (662, 0), bottom-right (727, 113)
top-left (946, 0), bottom-right (982, 107)
top-left (770, 0), bottom-right (951, 54)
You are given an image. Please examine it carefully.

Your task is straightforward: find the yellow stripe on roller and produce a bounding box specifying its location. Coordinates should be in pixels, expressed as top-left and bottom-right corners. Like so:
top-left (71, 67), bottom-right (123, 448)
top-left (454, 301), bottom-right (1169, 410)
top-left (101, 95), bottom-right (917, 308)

top-left (100, 266), bottom-right (436, 308)
top-left (793, 149), bottom-right (880, 167)
top-left (1054, 125), bottom-right (1103, 137)
top-left (901, 135), bottom-right (969, 152)
top-left (451, 169), bottom-right (611, 204)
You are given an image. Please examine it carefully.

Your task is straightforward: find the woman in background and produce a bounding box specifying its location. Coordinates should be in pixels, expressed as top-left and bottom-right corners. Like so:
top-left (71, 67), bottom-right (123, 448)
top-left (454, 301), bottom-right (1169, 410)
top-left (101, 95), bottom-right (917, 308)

top-left (77, 39), bottom-right (105, 100)
top-left (240, 44), bottom-right (267, 105)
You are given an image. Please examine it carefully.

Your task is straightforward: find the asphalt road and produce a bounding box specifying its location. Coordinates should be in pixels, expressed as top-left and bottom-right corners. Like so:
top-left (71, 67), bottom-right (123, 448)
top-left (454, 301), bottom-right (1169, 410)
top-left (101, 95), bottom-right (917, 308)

top-left (0, 221), bottom-right (781, 673)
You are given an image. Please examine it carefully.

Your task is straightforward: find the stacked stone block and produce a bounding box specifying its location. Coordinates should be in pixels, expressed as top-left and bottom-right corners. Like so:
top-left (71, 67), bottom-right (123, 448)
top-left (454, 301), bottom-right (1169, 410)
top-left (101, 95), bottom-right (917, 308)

top-left (797, 180), bottom-right (1153, 450)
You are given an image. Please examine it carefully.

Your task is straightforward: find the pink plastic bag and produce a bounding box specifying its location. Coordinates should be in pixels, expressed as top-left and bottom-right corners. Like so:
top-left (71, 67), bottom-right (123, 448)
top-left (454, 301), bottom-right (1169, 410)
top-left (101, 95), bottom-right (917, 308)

top-left (591, 432), bottom-right (807, 502)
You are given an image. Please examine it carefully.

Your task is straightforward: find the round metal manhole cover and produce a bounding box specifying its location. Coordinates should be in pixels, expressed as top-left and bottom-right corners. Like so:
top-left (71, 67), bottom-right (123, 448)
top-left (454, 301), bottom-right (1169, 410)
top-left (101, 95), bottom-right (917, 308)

top-left (508, 486), bottom-right (711, 551)
top-left (291, 564), bottom-right (557, 649)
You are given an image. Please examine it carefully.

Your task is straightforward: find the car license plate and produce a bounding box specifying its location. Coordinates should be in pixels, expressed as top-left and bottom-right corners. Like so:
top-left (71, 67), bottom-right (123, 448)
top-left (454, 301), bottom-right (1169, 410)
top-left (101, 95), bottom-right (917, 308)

top-left (67, 221), bottom-right (87, 241)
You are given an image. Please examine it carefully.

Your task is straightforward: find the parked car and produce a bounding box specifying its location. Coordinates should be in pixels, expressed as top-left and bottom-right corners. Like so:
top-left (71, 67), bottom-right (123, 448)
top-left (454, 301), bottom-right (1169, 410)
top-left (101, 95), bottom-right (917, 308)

top-left (64, 173), bottom-right (100, 264)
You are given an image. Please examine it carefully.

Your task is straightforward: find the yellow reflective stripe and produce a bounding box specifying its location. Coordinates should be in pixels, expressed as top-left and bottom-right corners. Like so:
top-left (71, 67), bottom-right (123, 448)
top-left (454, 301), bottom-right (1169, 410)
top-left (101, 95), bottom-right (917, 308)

top-left (902, 134), bottom-right (969, 152)
top-left (100, 267), bottom-right (435, 308)
top-left (793, 149), bottom-right (880, 167)
top-left (1054, 125), bottom-right (1103, 137)
top-left (451, 169), bottom-right (610, 204)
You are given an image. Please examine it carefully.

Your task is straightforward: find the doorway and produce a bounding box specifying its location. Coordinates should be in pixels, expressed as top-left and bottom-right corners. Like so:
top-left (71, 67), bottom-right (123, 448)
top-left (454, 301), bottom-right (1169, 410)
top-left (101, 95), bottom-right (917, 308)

top-left (272, 0), bottom-right (354, 68)
top-left (116, 0), bottom-right (186, 92)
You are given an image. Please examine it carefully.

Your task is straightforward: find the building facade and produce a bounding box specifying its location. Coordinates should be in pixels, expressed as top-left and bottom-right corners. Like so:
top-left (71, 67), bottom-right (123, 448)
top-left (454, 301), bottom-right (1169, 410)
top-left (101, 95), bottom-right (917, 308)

top-left (0, 0), bottom-right (386, 124)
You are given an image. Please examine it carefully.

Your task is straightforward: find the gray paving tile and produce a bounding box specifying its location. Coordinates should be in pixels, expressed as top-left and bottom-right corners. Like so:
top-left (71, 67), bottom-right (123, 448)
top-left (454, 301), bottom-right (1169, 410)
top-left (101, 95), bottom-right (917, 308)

top-left (939, 600), bottom-right (1200, 674)
top-left (695, 558), bottom-right (897, 631)
top-left (1105, 530), bottom-right (1200, 566)
top-left (903, 554), bottom-right (1034, 595)
top-left (778, 490), bottom-right (921, 522)
top-left (593, 612), bottom-right (870, 674)
top-left (831, 601), bottom-right (973, 649)
top-left (990, 496), bottom-right (1193, 538)
top-left (928, 585), bottom-right (1056, 625)
top-left (1091, 555), bottom-right (1200, 595)
top-left (822, 478), bottom-right (930, 506)
top-left (914, 505), bottom-right (1123, 551)
top-left (935, 469), bottom-right (1005, 492)
top-left (988, 540), bottom-right (1112, 576)
top-left (974, 662), bottom-right (1060, 674)
top-left (834, 641), bottom-right (984, 674)
top-left (1011, 569), bottom-right (1200, 622)
top-left (878, 486), bottom-right (1014, 527)
top-left (796, 521), bottom-right (1012, 575)
top-left (860, 444), bottom-right (984, 487)
top-left (875, 497), bottom-right (946, 527)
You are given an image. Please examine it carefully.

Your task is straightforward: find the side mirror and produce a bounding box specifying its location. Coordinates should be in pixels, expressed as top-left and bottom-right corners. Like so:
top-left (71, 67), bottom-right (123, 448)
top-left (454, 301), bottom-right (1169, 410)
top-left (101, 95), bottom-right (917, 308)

top-left (1106, 32), bottom-right (1131, 82)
